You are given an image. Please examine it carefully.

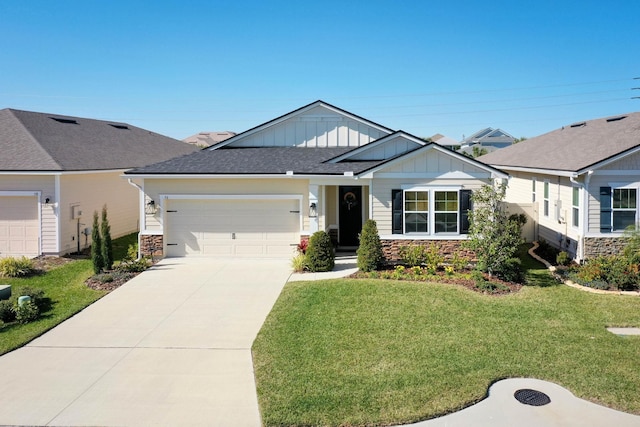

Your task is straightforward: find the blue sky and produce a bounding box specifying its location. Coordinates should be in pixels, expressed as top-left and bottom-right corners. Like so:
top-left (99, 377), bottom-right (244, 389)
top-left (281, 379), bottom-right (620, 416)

top-left (1, 0), bottom-right (639, 141)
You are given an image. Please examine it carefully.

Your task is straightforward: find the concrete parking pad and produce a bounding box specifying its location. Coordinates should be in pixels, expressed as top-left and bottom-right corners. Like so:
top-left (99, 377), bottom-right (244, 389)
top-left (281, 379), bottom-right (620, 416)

top-left (0, 257), bottom-right (291, 427)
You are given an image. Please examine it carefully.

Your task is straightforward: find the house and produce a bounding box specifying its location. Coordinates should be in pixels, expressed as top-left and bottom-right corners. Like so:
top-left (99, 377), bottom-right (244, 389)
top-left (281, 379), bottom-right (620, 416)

top-left (183, 131), bottom-right (236, 147)
top-left (479, 112), bottom-right (640, 261)
top-left (0, 109), bottom-right (199, 258)
top-left (125, 101), bottom-right (507, 261)
top-left (458, 127), bottom-right (515, 156)
top-left (431, 133), bottom-right (460, 151)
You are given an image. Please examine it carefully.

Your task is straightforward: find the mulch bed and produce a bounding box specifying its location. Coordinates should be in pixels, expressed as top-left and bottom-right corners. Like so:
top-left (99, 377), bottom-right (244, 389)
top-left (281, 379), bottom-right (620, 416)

top-left (349, 269), bottom-right (522, 296)
top-left (85, 271), bottom-right (141, 292)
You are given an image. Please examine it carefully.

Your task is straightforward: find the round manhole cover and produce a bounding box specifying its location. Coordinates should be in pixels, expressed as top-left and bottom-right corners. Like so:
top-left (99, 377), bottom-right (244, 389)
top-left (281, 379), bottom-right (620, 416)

top-left (514, 389), bottom-right (551, 406)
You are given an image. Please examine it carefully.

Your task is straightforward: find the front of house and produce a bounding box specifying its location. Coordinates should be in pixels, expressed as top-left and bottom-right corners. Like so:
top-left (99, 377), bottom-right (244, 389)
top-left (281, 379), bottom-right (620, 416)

top-left (479, 112), bottom-right (640, 262)
top-left (125, 101), bottom-right (507, 261)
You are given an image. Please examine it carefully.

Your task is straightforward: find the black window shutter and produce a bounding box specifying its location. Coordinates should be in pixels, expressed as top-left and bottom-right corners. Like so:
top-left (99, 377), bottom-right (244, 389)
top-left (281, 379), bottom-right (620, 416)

top-left (600, 187), bottom-right (612, 233)
top-left (460, 189), bottom-right (472, 234)
top-left (392, 189), bottom-right (403, 234)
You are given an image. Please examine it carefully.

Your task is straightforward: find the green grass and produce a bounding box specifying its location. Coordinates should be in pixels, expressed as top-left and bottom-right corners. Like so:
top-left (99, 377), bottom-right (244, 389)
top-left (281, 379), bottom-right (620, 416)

top-left (253, 259), bottom-right (640, 426)
top-left (0, 233), bottom-right (138, 355)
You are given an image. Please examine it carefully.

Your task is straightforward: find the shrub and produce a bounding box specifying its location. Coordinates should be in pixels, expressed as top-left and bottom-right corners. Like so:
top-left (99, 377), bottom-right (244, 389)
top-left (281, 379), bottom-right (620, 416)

top-left (91, 211), bottom-right (104, 274)
top-left (399, 245), bottom-right (426, 267)
top-left (357, 220), bottom-right (383, 272)
top-left (14, 300), bottom-right (39, 324)
top-left (0, 256), bottom-right (35, 277)
top-left (94, 273), bottom-right (114, 283)
top-left (536, 240), bottom-right (560, 264)
top-left (556, 251), bottom-right (571, 266)
top-left (450, 250), bottom-right (469, 272)
top-left (0, 300), bottom-right (16, 323)
top-left (16, 286), bottom-right (48, 312)
top-left (291, 253), bottom-right (307, 272)
top-left (495, 257), bottom-right (524, 283)
top-left (305, 231), bottom-right (335, 272)
top-left (101, 205), bottom-right (114, 270)
top-left (116, 257), bottom-right (151, 273)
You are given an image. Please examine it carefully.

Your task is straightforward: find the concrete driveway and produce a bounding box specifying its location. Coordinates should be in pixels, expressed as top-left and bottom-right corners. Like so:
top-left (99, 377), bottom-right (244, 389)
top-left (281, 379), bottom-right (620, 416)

top-left (0, 257), bottom-right (291, 426)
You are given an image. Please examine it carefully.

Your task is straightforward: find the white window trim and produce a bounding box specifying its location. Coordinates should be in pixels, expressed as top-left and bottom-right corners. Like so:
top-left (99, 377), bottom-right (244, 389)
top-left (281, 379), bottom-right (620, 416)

top-left (400, 186), bottom-right (463, 236)
top-left (612, 187), bottom-right (638, 231)
top-left (571, 185), bottom-right (580, 229)
top-left (543, 180), bottom-right (550, 217)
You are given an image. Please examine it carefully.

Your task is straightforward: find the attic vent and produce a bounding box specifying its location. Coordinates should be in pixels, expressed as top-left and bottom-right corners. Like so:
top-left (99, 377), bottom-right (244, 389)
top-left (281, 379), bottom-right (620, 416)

top-left (109, 124), bottom-right (129, 130)
top-left (570, 122), bottom-right (586, 128)
top-left (606, 115), bottom-right (627, 123)
top-left (51, 117), bottom-right (78, 124)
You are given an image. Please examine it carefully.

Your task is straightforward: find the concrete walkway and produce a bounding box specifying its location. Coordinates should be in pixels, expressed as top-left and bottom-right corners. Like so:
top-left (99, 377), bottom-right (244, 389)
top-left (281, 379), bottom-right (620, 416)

top-left (0, 257), bottom-right (291, 426)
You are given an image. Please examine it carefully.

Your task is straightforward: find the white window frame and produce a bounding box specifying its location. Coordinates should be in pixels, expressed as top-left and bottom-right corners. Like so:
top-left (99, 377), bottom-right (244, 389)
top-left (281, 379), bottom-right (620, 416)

top-left (543, 180), bottom-right (550, 217)
top-left (403, 190), bottom-right (429, 234)
top-left (532, 177), bottom-right (536, 202)
top-left (572, 186), bottom-right (580, 228)
top-left (612, 187), bottom-right (637, 231)
top-left (402, 186), bottom-right (462, 236)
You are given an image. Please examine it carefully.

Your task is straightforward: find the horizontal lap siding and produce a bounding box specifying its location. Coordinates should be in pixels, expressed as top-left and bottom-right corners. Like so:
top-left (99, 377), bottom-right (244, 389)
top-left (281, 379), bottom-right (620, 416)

top-left (372, 179), bottom-right (487, 236)
top-left (59, 172), bottom-right (138, 255)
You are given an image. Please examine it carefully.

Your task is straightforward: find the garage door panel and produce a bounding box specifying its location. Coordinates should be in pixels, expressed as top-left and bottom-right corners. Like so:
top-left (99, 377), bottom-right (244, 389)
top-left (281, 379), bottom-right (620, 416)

top-left (0, 196), bottom-right (40, 258)
top-left (165, 198), bottom-right (300, 257)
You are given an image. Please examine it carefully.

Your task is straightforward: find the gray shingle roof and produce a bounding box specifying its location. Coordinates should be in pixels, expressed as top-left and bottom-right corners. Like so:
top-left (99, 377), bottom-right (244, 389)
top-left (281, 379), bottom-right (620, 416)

top-left (126, 147), bottom-right (386, 175)
top-left (478, 112), bottom-right (640, 172)
top-left (0, 109), bottom-right (199, 171)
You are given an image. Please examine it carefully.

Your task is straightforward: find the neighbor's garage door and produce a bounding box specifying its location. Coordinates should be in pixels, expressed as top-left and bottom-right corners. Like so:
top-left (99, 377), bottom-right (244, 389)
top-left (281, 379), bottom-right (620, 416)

top-left (0, 196), bottom-right (40, 258)
top-left (165, 198), bottom-right (300, 257)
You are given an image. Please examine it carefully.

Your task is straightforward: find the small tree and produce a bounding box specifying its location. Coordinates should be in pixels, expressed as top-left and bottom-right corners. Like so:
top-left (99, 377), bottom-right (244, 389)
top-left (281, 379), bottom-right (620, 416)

top-left (101, 205), bottom-right (113, 270)
top-left (464, 183), bottom-right (525, 279)
top-left (91, 211), bottom-right (104, 274)
top-left (357, 219), bottom-right (383, 272)
top-left (305, 231), bottom-right (335, 272)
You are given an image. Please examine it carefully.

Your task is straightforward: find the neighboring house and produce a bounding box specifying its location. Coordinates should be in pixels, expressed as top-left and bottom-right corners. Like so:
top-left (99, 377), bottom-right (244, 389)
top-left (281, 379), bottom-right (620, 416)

top-left (479, 112), bottom-right (640, 261)
top-left (183, 131), bottom-right (236, 147)
top-left (431, 133), bottom-right (460, 151)
top-left (458, 127), bottom-right (515, 156)
top-left (0, 109), bottom-right (199, 258)
top-left (125, 100), bottom-right (507, 261)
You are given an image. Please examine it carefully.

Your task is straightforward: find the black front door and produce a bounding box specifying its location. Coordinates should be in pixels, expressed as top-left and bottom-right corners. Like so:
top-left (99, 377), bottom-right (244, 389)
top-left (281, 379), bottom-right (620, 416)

top-left (339, 186), bottom-right (362, 247)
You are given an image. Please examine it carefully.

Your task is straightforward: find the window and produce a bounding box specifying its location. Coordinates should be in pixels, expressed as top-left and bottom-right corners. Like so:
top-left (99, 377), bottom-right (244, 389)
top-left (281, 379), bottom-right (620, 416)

top-left (543, 181), bottom-right (550, 217)
top-left (532, 178), bottom-right (536, 202)
top-left (613, 188), bottom-right (637, 231)
top-left (404, 191), bottom-right (428, 233)
top-left (393, 189), bottom-right (468, 235)
top-left (572, 187), bottom-right (580, 227)
top-left (434, 191), bottom-right (459, 233)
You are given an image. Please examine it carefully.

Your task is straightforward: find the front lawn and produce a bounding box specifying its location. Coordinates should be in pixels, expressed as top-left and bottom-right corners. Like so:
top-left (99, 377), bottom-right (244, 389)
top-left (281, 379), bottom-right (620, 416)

top-left (253, 274), bottom-right (640, 426)
top-left (0, 232), bottom-right (138, 355)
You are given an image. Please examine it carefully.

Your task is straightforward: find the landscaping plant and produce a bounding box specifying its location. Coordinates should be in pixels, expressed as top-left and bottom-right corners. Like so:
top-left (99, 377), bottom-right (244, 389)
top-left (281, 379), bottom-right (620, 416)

top-left (101, 205), bottom-right (114, 270)
top-left (0, 256), bottom-right (35, 277)
top-left (305, 231), bottom-right (335, 272)
top-left (356, 219), bottom-right (383, 272)
top-left (465, 183), bottom-right (525, 280)
top-left (91, 211), bottom-right (104, 274)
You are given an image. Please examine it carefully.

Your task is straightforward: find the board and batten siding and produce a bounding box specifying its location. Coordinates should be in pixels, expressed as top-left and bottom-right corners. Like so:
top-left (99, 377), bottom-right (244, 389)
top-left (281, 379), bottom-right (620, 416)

top-left (230, 106), bottom-right (389, 148)
top-left (379, 149), bottom-right (486, 175)
top-left (346, 136), bottom-right (420, 161)
top-left (0, 174), bottom-right (56, 255)
top-left (58, 172), bottom-right (139, 255)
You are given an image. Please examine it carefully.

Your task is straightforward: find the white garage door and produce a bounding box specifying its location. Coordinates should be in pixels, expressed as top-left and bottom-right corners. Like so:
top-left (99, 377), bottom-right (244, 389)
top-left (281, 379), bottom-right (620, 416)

top-left (0, 196), bottom-right (40, 258)
top-left (165, 198), bottom-right (300, 257)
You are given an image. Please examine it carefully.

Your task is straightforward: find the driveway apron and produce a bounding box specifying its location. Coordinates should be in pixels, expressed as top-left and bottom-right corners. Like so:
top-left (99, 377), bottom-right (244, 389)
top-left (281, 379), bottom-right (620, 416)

top-left (0, 257), bottom-right (291, 426)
